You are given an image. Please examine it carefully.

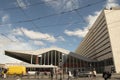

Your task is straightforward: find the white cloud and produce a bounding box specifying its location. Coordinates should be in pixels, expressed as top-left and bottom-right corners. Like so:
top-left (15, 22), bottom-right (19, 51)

top-left (34, 40), bottom-right (45, 46)
top-left (16, 0), bottom-right (30, 9)
top-left (64, 0), bottom-right (120, 38)
top-left (2, 14), bottom-right (9, 23)
top-left (6, 42), bottom-right (33, 50)
top-left (105, 0), bottom-right (119, 9)
top-left (64, 28), bottom-right (88, 37)
top-left (0, 38), bottom-right (11, 48)
top-left (0, 27), bottom-right (37, 63)
top-left (85, 11), bottom-right (101, 28)
top-left (8, 34), bottom-right (20, 42)
top-left (13, 28), bottom-right (24, 36)
top-left (0, 36), bottom-right (33, 56)
top-left (0, 35), bottom-right (33, 51)
top-left (14, 27), bottom-right (57, 42)
top-left (42, 0), bottom-right (79, 11)
top-left (57, 36), bottom-right (65, 41)
top-left (0, 13), bottom-right (12, 29)
top-left (64, 10), bottom-right (101, 38)
top-left (83, 0), bottom-right (120, 37)
top-left (0, 40), bottom-right (34, 63)
top-left (0, 27), bottom-right (41, 63)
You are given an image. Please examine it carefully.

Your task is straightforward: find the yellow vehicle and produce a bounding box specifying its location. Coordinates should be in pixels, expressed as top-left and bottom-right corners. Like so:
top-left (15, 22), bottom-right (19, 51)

top-left (7, 66), bottom-right (26, 75)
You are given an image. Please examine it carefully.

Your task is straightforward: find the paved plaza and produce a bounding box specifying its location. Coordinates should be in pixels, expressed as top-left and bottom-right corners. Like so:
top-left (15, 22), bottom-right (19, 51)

top-left (0, 74), bottom-right (120, 80)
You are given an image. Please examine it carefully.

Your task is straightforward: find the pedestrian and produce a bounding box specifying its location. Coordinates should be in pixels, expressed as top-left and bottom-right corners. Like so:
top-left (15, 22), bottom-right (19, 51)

top-left (108, 72), bottom-right (112, 79)
top-left (0, 68), bottom-right (2, 78)
top-left (50, 68), bottom-right (54, 80)
top-left (92, 68), bottom-right (97, 77)
top-left (16, 76), bottom-right (21, 80)
top-left (103, 71), bottom-right (109, 80)
top-left (73, 69), bottom-right (78, 79)
top-left (3, 68), bottom-right (8, 79)
top-left (36, 71), bottom-right (40, 79)
top-left (68, 70), bottom-right (72, 80)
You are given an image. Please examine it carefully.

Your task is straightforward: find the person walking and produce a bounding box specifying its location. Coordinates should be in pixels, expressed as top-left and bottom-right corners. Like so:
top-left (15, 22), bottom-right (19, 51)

top-left (0, 68), bottom-right (2, 78)
top-left (73, 69), bottom-right (78, 79)
top-left (103, 71), bottom-right (109, 80)
top-left (50, 68), bottom-right (54, 80)
top-left (92, 68), bottom-right (97, 77)
top-left (68, 70), bottom-right (72, 80)
top-left (36, 71), bottom-right (40, 79)
top-left (3, 68), bottom-right (8, 79)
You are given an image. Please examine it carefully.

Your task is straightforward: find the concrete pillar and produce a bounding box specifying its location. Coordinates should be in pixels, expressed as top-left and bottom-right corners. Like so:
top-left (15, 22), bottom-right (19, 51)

top-left (55, 51), bottom-right (56, 66)
top-left (36, 55), bottom-right (39, 64)
top-left (31, 55), bottom-right (33, 64)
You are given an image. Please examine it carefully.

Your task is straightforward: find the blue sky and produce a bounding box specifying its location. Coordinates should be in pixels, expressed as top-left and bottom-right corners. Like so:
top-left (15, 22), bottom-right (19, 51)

top-left (0, 0), bottom-right (120, 63)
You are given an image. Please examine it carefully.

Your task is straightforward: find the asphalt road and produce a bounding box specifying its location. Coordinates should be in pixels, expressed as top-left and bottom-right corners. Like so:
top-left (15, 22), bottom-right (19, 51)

top-left (0, 74), bottom-right (120, 80)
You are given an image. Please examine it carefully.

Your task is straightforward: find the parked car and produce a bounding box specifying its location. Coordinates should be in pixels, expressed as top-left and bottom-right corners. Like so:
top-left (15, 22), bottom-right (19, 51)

top-left (78, 71), bottom-right (92, 77)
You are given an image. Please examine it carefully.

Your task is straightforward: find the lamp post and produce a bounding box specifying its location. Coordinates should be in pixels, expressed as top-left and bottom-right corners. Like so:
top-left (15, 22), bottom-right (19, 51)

top-left (59, 59), bottom-right (62, 80)
top-left (59, 54), bottom-right (65, 80)
top-left (62, 54), bottom-right (64, 78)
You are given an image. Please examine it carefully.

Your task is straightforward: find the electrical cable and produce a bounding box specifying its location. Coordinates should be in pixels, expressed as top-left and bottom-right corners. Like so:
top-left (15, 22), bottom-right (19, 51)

top-left (1, 0), bottom-right (57, 11)
top-left (0, 0), bottom-right (106, 26)
top-left (0, 33), bottom-right (15, 42)
top-left (16, 0), bottom-right (39, 31)
top-left (70, 0), bottom-right (86, 23)
top-left (0, 0), bottom-right (107, 42)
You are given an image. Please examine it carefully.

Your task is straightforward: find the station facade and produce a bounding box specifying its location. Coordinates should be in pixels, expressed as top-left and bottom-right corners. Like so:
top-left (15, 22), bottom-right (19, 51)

top-left (5, 47), bottom-right (96, 73)
top-left (5, 7), bottom-right (120, 73)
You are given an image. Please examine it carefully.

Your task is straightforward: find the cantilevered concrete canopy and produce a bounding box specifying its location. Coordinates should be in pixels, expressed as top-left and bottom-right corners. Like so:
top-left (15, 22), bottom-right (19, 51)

top-left (5, 50), bottom-right (36, 63)
top-left (5, 47), bottom-right (70, 64)
top-left (5, 47), bottom-right (96, 65)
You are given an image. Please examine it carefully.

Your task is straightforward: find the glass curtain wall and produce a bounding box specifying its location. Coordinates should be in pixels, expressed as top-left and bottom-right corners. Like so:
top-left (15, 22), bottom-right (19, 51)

top-left (38, 50), bottom-right (114, 73)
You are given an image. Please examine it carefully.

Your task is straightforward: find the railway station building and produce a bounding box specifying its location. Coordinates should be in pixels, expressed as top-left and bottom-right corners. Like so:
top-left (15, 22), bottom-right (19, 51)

top-left (5, 7), bottom-right (120, 73)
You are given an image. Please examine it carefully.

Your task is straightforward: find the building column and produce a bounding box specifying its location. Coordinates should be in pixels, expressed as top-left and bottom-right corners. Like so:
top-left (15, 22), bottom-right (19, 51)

top-left (36, 55), bottom-right (39, 64)
top-left (76, 58), bottom-right (78, 69)
top-left (31, 55), bottom-right (33, 64)
top-left (47, 52), bottom-right (49, 65)
top-left (80, 60), bottom-right (81, 70)
top-left (51, 51), bottom-right (53, 64)
top-left (65, 55), bottom-right (68, 73)
top-left (44, 53), bottom-right (46, 65)
top-left (41, 54), bottom-right (43, 65)
top-left (55, 51), bottom-right (56, 66)
top-left (58, 52), bottom-right (60, 66)
top-left (73, 57), bottom-right (74, 69)
top-left (69, 56), bottom-right (70, 69)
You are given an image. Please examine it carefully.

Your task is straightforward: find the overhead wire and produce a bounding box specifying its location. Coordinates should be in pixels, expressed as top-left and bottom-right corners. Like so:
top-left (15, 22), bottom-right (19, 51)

top-left (40, 21), bottom-right (84, 28)
top-left (0, 33), bottom-right (15, 42)
top-left (0, 0), bottom-right (107, 26)
top-left (70, 0), bottom-right (86, 23)
top-left (0, 0), bottom-right (107, 42)
top-left (15, 0), bottom-right (82, 35)
top-left (0, 0), bottom-right (31, 42)
top-left (16, 0), bottom-right (39, 31)
top-left (0, 0), bottom-right (57, 11)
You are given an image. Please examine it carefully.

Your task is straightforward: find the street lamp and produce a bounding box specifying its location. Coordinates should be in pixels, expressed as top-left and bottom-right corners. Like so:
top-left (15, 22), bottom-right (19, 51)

top-left (59, 59), bottom-right (62, 80)
top-left (62, 54), bottom-right (64, 78)
top-left (59, 54), bottom-right (65, 80)
top-left (38, 55), bottom-right (42, 65)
